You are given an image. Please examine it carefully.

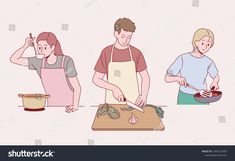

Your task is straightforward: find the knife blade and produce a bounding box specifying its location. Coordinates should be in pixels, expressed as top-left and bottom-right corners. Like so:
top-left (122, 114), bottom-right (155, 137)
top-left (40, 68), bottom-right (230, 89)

top-left (125, 99), bottom-right (144, 113)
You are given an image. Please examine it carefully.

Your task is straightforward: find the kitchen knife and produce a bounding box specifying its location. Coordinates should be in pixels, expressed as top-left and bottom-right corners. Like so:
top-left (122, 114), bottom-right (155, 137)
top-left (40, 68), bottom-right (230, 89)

top-left (124, 98), bottom-right (144, 113)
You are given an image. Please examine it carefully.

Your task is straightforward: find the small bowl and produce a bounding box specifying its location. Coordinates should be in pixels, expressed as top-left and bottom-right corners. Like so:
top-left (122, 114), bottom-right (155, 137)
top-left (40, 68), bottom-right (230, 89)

top-left (36, 54), bottom-right (44, 59)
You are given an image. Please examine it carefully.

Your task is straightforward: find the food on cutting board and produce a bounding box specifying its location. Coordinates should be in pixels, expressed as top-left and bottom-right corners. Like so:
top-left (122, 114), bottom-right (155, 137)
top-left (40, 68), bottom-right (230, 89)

top-left (121, 104), bottom-right (165, 119)
top-left (96, 104), bottom-right (109, 117)
top-left (107, 106), bottom-right (120, 119)
top-left (121, 106), bottom-right (134, 111)
top-left (96, 103), bottom-right (120, 120)
top-left (92, 104), bottom-right (166, 131)
top-left (129, 112), bottom-right (138, 124)
top-left (146, 104), bottom-right (165, 119)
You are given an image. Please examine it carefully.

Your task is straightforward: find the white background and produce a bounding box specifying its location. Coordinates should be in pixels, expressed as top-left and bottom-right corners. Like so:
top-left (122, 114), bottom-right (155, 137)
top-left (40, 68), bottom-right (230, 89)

top-left (0, 0), bottom-right (234, 145)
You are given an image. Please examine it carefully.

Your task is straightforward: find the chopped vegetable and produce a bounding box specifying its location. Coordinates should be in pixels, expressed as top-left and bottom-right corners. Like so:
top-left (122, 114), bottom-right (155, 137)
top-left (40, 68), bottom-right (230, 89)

top-left (107, 106), bottom-right (120, 119)
top-left (146, 104), bottom-right (165, 119)
top-left (96, 103), bottom-right (109, 118)
top-left (121, 106), bottom-right (134, 111)
top-left (96, 103), bottom-right (120, 120)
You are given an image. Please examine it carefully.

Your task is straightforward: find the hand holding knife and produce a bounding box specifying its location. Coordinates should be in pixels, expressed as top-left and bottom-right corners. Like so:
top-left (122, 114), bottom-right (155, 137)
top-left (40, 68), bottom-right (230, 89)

top-left (123, 97), bottom-right (144, 113)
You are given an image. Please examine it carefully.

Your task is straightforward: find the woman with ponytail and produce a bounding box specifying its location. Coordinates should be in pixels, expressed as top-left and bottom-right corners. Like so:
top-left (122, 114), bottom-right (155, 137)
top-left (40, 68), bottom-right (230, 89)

top-left (10, 32), bottom-right (81, 113)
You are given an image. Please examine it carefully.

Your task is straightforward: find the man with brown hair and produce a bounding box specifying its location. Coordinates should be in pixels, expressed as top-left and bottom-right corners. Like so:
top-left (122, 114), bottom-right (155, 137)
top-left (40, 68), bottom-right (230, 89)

top-left (93, 18), bottom-right (150, 108)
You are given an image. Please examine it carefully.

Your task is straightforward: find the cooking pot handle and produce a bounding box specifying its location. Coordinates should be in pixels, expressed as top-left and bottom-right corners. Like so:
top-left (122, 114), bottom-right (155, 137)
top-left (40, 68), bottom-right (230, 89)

top-left (45, 95), bottom-right (50, 98)
top-left (18, 94), bottom-right (50, 98)
top-left (18, 93), bottom-right (23, 97)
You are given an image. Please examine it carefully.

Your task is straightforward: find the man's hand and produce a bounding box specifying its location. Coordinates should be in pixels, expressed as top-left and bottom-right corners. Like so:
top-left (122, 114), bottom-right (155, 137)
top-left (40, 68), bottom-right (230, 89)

top-left (135, 95), bottom-right (147, 108)
top-left (112, 86), bottom-right (125, 102)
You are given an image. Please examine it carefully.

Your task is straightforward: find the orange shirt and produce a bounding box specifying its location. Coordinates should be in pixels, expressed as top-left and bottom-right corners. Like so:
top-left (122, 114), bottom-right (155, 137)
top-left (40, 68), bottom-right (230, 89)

top-left (94, 45), bottom-right (147, 74)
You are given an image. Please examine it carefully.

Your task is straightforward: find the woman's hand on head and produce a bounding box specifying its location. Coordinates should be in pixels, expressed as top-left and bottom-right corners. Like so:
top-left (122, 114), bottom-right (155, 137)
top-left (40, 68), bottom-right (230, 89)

top-left (24, 37), bottom-right (35, 48)
top-left (65, 105), bottom-right (78, 113)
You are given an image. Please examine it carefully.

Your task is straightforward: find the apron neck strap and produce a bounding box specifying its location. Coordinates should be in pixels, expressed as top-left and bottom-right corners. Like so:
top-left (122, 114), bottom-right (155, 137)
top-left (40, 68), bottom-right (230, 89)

top-left (42, 58), bottom-right (46, 68)
top-left (110, 45), bottom-right (133, 62)
top-left (42, 56), bottom-right (63, 68)
top-left (110, 45), bottom-right (114, 62)
top-left (61, 56), bottom-right (65, 68)
top-left (128, 46), bottom-right (133, 61)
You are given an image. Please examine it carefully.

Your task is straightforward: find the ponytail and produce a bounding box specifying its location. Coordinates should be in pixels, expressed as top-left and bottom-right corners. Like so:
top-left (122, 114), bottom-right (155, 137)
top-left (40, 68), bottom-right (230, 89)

top-left (54, 40), bottom-right (63, 56)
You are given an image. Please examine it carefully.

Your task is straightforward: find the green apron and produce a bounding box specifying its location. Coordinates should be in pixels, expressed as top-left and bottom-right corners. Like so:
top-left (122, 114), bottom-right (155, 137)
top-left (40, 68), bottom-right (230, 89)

top-left (177, 90), bottom-right (208, 105)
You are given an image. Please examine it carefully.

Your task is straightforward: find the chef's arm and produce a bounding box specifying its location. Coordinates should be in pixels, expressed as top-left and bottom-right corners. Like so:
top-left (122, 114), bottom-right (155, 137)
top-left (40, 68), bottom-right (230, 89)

top-left (165, 74), bottom-right (178, 83)
top-left (10, 37), bottom-right (34, 66)
top-left (68, 76), bottom-right (81, 107)
top-left (139, 69), bottom-right (150, 98)
top-left (92, 71), bottom-right (118, 92)
top-left (165, 74), bottom-right (187, 86)
top-left (212, 75), bottom-right (220, 83)
top-left (10, 44), bottom-right (29, 66)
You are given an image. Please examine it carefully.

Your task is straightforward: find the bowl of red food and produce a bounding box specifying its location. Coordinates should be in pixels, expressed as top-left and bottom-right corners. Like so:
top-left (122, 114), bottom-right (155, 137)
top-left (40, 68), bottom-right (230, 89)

top-left (194, 90), bottom-right (222, 103)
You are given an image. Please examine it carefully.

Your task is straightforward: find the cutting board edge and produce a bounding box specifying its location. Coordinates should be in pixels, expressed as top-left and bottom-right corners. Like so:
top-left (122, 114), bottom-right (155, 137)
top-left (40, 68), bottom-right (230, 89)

top-left (91, 128), bottom-right (165, 131)
top-left (92, 122), bottom-right (165, 131)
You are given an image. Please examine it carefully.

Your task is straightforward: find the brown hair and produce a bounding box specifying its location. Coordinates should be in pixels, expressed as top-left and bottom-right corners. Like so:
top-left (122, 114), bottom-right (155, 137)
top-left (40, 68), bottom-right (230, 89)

top-left (114, 18), bottom-right (136, 34)
top-left (36, 32), bottom-right (63, 56)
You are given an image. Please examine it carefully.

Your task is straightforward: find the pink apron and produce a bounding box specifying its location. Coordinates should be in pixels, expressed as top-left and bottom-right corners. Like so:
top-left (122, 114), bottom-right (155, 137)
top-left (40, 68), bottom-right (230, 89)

top-left (41, 56), bottom-right (73, 107)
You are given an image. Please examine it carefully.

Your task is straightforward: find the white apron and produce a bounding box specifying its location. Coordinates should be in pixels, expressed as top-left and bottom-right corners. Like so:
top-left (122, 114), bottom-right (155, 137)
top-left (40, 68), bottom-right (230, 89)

top-left (105, 45), bottom-right (139, 104)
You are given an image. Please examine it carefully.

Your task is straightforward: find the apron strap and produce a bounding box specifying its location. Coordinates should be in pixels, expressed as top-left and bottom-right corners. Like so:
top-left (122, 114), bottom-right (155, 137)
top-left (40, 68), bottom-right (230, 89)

top-left (61, 56), bottom-right (65, 68)
top-left (110, 45), bottom-right (114, 62)
top-left (42, 58), bottom-right (46, 68)
top-left (128, 46), bottom-right (133, 61)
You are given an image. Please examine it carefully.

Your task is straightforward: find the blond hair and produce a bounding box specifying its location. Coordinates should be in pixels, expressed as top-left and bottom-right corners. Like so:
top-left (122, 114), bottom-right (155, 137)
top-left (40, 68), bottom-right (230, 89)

top-left (192, 28), bottom-right (214, 48)
top-left (114, 18), bottom-right (136, 34)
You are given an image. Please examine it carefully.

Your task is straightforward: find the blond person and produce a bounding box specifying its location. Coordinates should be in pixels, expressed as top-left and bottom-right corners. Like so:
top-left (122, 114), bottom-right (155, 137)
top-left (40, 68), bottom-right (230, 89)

top-left (165, 28), bottom-right (220, 105)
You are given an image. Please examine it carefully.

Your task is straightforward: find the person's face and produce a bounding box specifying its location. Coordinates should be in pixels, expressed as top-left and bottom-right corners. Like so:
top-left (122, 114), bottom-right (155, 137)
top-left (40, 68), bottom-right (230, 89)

top-left (37, 40), bottom-right (55, 57)
top-left (114, 29), bottom-right (133, 47)
top-left (195, 36), bottom-right (213, 54)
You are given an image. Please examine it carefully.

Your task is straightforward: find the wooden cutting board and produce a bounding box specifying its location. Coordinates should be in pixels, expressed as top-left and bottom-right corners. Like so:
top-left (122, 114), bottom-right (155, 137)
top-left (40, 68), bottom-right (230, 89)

top-left (92, 104), bottom-right (165, 131)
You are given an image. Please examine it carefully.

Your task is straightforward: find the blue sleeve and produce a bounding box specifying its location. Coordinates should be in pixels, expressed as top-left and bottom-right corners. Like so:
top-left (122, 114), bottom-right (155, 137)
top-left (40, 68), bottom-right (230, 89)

top-left (208, 60), bottom-right (218, 78)
top-left (167, 56), bottom-right (183, 76)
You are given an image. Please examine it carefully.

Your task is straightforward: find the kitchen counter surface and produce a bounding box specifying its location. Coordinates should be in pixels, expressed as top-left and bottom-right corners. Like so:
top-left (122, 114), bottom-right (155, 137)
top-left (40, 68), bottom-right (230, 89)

top-left (0, 103), bottom-right (234, 145)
